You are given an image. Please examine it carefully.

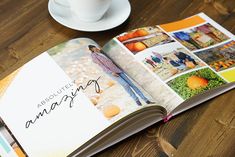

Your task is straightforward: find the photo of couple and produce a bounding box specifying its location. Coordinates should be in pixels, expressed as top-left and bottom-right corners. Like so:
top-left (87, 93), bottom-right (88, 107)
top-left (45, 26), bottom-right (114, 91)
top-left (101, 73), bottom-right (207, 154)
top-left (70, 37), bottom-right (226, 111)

top-left (116, 26), bottom-right (174, 54)
top-left (48, 38), bottom-right (155, 122)
top-left (195, 40), bottom-right (235, 72)
top-left (172, 23), bottom-right (229, 51)
top-left (142, 47), bottom-right (204, 81)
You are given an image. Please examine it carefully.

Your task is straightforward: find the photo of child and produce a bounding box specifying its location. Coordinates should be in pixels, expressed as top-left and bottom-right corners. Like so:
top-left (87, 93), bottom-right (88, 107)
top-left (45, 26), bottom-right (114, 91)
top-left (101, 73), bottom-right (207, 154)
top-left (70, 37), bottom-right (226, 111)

top-left (116, 26), bottom-right (174, 54)
top-left (48, 38), bottom-right (154, 123)
top-left (172, 23), bottom-right (229, 51)
top-left (140, 46), bottom-right (205, 81)
top-left (167, 68), bottom-right (226, 100)
top-left (194, 40), bottom-right (235, 72)
top-left (88, 45), bottom-right (154, 106)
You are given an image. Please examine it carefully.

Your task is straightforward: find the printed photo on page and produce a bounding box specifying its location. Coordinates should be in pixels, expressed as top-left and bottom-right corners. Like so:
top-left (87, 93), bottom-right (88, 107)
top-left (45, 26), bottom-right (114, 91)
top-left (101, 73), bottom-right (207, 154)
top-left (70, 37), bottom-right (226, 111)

top-left (48, 38), bottom-right (157, 123)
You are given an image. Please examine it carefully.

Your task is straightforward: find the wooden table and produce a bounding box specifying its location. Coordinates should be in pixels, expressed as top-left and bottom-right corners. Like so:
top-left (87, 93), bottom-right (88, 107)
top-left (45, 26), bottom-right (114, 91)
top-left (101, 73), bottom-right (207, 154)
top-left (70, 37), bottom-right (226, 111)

top-left (1, 0), bottom-right (235, 156)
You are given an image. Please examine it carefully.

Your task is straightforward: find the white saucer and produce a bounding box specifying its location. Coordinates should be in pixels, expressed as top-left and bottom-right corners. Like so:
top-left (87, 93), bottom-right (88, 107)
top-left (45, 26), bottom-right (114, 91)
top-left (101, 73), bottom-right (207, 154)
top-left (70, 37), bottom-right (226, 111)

top-left (48, 0), bottom-right (131, 32)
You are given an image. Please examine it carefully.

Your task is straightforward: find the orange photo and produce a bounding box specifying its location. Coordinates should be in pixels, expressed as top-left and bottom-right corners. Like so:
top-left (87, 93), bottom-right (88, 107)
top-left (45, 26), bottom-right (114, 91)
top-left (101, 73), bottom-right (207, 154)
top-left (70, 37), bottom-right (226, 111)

top-left (116, 26), bottom-right (174, 54)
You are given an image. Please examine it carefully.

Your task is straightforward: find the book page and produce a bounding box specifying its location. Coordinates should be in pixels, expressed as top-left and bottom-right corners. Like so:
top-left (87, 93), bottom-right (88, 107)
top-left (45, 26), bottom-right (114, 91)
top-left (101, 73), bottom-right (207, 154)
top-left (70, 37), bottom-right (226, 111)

top-left (0, 38), bottom-right (164, 157)
top-left (103, 13), bottom-right (235, 113)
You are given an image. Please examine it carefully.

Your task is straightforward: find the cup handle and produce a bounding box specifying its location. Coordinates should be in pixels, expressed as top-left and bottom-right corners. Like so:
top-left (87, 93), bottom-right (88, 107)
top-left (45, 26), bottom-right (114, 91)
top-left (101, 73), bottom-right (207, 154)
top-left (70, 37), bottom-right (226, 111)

top-left (53, 0), bottom-right (70, 8)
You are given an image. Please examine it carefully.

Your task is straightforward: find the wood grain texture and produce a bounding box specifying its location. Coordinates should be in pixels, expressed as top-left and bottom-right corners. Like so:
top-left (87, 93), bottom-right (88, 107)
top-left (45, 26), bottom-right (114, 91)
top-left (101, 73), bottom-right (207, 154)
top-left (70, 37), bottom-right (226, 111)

top-left (0, 0), bottom-right (235, 156)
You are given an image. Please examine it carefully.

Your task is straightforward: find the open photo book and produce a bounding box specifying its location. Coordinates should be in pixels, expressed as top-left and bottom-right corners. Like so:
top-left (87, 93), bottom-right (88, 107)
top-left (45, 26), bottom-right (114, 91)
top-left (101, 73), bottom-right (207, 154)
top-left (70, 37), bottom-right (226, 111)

top-left (0, 13), bottom-right (235, 157)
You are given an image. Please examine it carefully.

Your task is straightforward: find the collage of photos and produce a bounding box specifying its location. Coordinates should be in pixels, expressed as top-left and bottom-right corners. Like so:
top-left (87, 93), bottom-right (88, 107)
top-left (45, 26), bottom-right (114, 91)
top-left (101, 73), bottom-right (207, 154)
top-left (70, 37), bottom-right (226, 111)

top-left (172, 23), bottom-right (229, 51)
top-left (194, 40), bottom-right (235, 72)
top-left (116, 26), bottom-right (174, 54)
top-left (48, 38), bottom-right (155, 123)
top-left (160, 20), bottom-right (231, 100)
top-left (132, 36), bottom-right (226, 100)
top-left (139, 46), bottom-right (205, 81)
top-left (114, 18), bottom-right (232, 101)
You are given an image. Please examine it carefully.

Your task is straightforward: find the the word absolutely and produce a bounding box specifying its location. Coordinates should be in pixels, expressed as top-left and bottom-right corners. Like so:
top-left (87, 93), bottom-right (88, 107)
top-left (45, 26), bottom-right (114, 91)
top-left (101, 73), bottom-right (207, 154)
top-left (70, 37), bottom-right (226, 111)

top-left (37, 83), bottom-right (74, 108)
top-left (25, 77), bottom-right (101, 129)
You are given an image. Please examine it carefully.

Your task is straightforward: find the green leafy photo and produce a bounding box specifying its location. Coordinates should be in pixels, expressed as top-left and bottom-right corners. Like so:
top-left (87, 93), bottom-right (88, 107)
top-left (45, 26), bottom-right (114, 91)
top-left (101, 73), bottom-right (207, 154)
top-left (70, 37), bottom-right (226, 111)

top-left (167, 68), bottom-right (226, 100)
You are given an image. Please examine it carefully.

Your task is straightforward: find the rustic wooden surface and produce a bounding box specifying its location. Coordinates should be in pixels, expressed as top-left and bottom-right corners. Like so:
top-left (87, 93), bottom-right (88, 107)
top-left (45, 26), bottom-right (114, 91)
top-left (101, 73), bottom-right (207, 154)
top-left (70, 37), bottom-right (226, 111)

top-left (0, 0), bottom-right (235, 156)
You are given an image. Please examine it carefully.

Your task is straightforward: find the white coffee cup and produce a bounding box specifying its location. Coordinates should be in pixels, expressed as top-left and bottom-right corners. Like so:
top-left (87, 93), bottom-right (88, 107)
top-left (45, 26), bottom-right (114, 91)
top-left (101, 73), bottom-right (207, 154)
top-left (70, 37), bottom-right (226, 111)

top-left (54, 0), bottom-right (112, 22)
